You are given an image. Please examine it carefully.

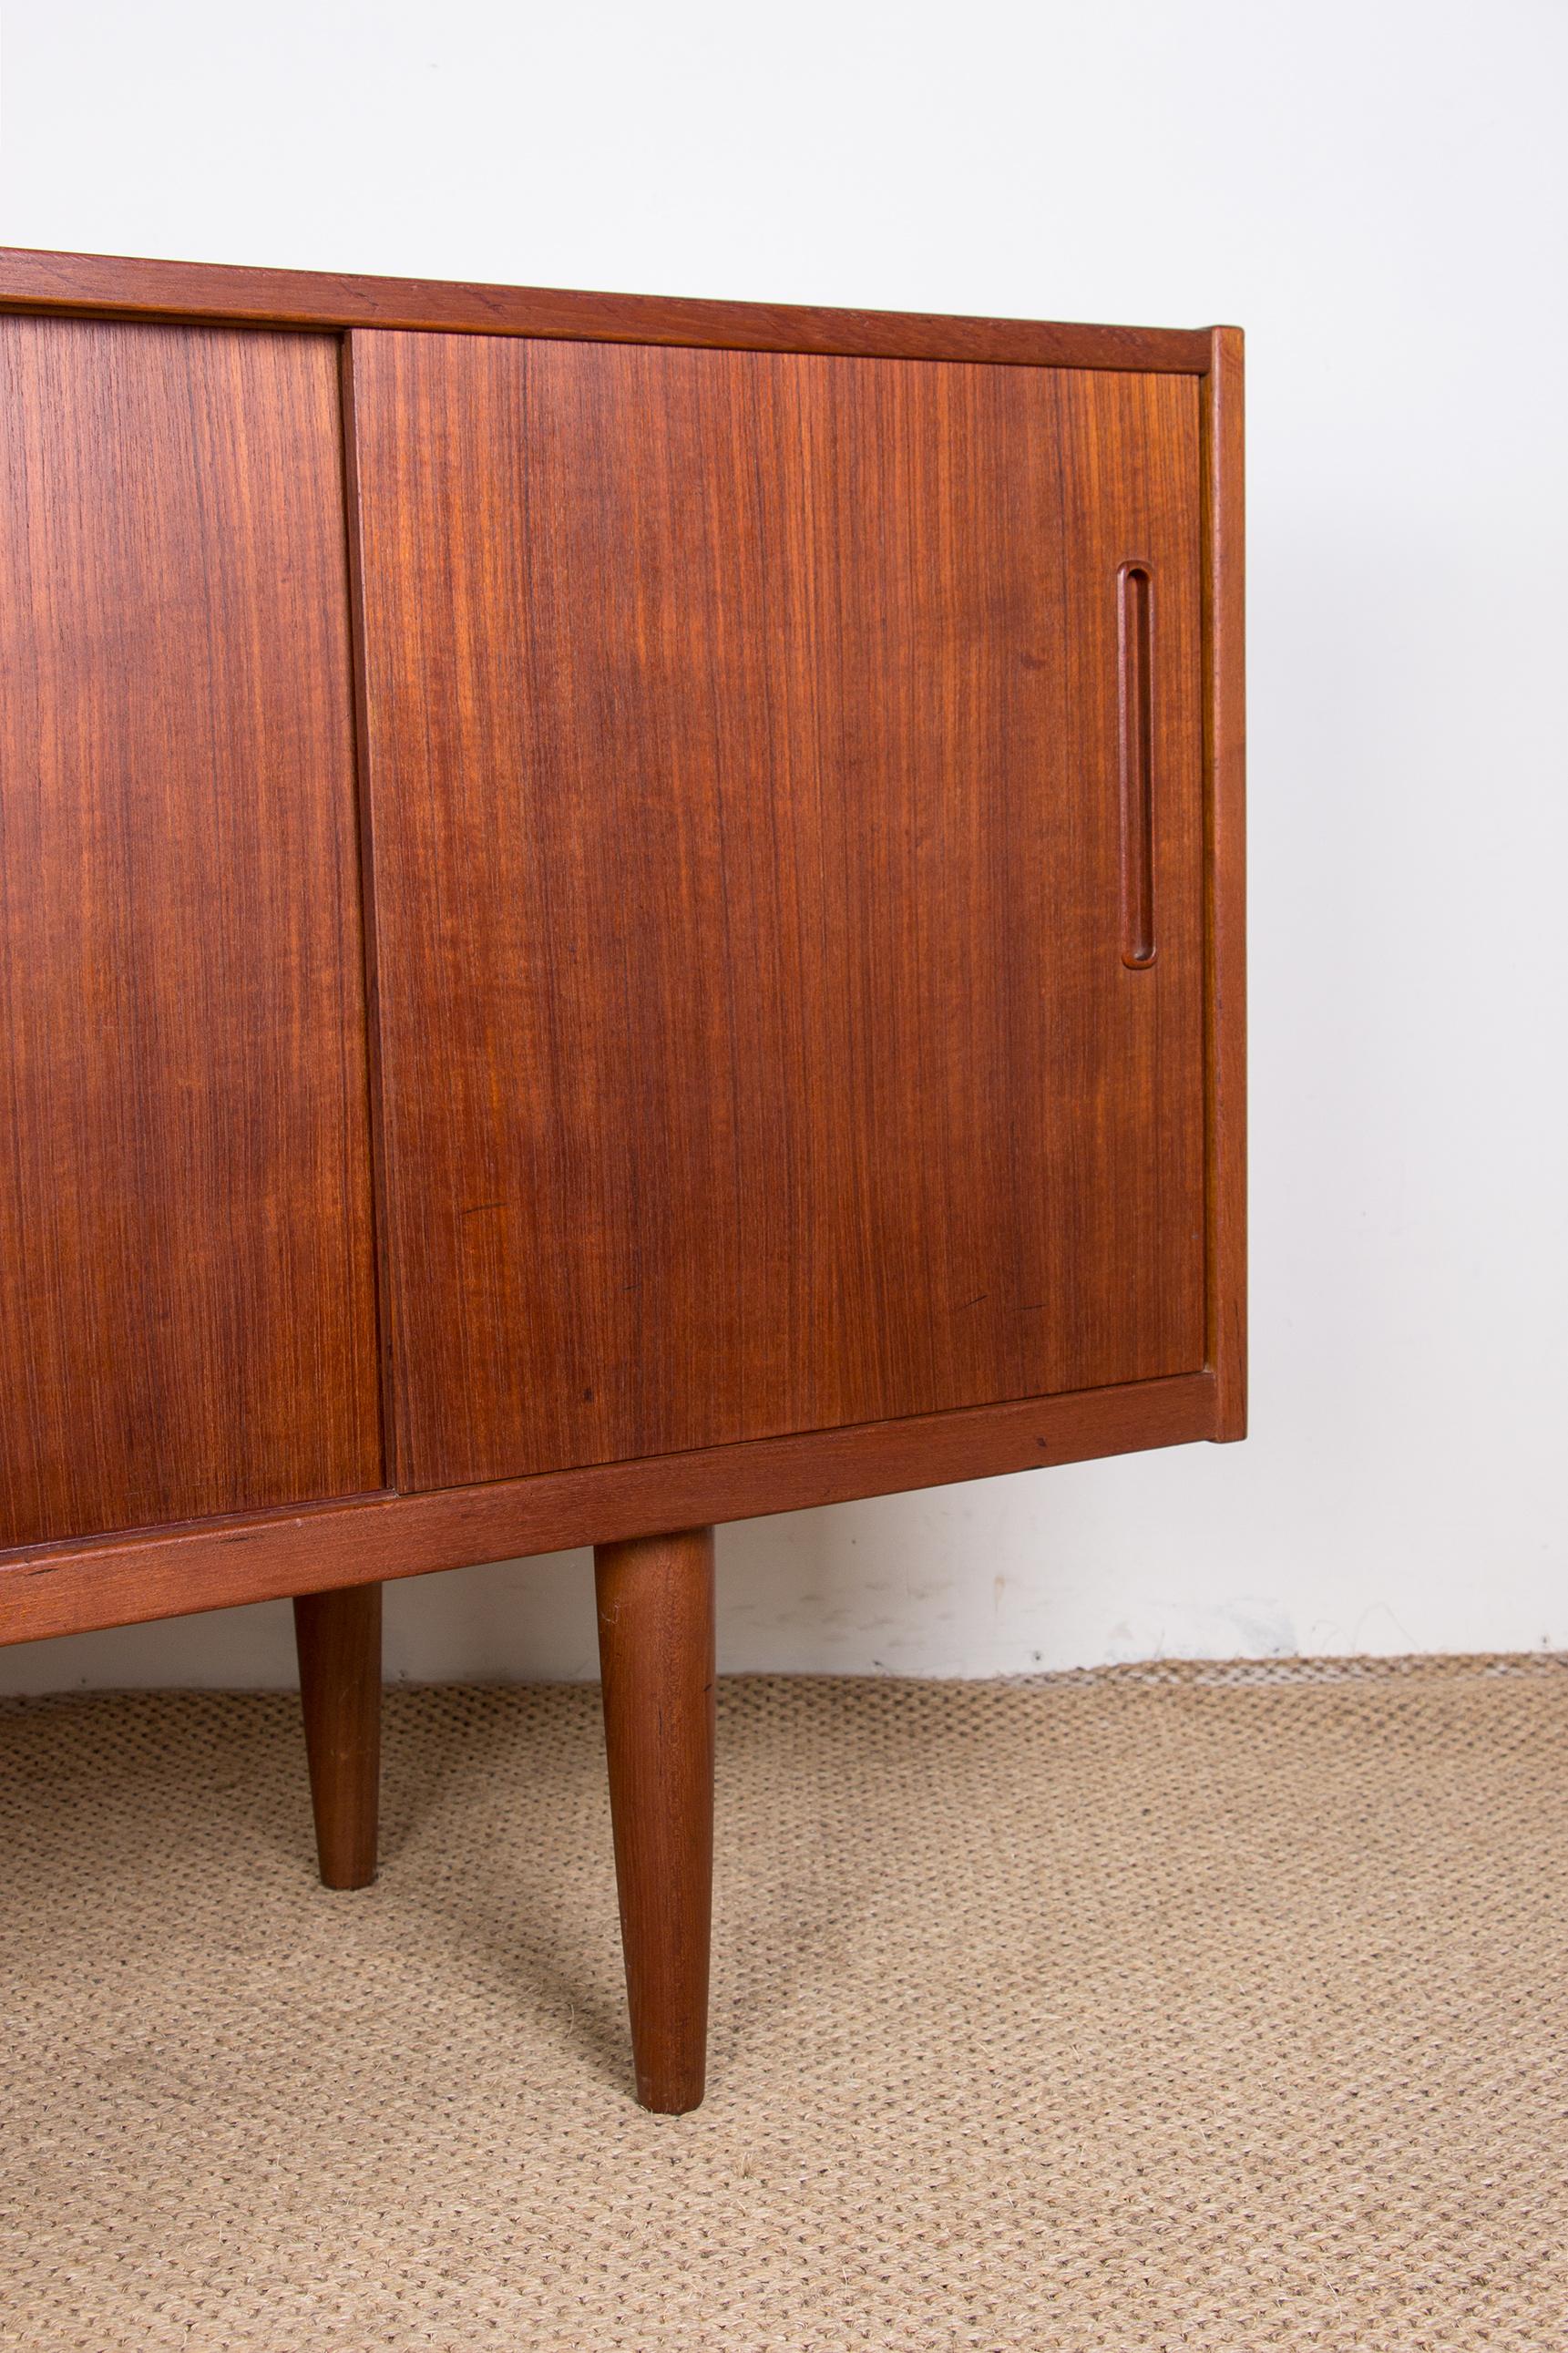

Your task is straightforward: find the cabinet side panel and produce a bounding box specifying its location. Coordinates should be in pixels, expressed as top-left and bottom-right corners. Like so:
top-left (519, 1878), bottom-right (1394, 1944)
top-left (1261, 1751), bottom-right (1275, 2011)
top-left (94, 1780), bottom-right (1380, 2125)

top-left (1204, 326), bottom-right (1247, 1436)
top-left (0, 316), bottom-right (384, 1546)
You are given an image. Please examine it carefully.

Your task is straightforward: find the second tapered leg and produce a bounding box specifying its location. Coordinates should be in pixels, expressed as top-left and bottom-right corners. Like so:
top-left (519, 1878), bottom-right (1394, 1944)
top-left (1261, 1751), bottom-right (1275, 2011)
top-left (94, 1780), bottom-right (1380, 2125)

top-left (292, 1581), bottom-right (383, 1890)
top-left (594, 1526), bottom-right (716, 2113)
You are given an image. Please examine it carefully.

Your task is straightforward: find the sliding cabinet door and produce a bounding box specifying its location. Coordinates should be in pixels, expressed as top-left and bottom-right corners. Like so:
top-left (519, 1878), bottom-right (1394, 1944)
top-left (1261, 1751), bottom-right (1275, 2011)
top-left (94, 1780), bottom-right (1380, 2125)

top-left (0, 318), bottom-right (383, 1547)
top-left (349, 333), bottom-right (1206, 1492)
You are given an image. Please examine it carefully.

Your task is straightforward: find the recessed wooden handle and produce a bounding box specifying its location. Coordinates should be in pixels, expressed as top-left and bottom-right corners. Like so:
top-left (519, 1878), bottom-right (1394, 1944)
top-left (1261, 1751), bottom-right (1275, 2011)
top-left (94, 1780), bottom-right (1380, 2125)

top-left (1118, 560), bottom-right (1155, 969)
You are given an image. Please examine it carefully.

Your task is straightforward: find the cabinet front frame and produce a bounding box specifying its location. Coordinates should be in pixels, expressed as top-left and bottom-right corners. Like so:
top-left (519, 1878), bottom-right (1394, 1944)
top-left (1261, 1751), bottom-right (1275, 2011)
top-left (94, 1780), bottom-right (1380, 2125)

top-left (0, 250), bottom-right (1245, 1645)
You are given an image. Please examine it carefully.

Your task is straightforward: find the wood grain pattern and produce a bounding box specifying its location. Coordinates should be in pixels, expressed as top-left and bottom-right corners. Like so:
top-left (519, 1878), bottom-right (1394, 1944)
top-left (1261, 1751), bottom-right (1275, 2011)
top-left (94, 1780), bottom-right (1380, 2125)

top-left (349, 334), bottom-right (1207, 1492)
top-left (1204, 327), bottom-right (1247, 1436)
top-left (0, 1372), bottom-right (1217, 1646)
top-left (595, 1528), bottom-right (715, 2112)
top-left (0, 246), bottom-right (1212, 375)
top-left (293, 1581), bottom-right (382, 1889)
top-left (0, 315), bottom-right (383, 1547)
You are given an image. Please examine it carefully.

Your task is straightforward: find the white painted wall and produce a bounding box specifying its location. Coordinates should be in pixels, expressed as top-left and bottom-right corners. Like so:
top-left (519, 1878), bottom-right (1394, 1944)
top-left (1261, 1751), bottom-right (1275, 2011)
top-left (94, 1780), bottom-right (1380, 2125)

top-left (2, 0), bottom-right (1564, 1691)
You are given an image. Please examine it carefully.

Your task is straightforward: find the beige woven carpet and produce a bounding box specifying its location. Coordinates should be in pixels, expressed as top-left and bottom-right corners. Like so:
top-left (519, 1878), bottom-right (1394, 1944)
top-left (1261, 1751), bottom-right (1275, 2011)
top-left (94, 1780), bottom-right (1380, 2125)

top-left (3, 1662), bottom-right (1567, 2350)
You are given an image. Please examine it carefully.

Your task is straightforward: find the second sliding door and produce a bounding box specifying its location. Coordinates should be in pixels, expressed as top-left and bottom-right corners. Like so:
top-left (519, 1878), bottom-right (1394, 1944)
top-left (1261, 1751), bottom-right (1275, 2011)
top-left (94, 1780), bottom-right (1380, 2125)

top-left (348, 331), bottom-right (1206, 1495)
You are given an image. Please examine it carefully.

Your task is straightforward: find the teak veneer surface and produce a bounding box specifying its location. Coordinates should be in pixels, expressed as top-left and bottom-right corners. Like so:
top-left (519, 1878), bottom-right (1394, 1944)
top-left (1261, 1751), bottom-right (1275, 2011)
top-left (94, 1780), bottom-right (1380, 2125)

top-left (0, 316), bottom-right (382, 1552)
top-left (350, 334), bottom-right (1206, 1492)
top-left (0, 252), bottom-right (1244, 1647)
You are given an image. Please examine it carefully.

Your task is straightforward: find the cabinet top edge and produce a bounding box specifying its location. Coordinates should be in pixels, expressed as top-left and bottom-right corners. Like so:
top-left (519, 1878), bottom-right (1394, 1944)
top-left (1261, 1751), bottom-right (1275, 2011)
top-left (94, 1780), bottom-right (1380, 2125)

top-left (0, 246), bottom-right (1225, 373)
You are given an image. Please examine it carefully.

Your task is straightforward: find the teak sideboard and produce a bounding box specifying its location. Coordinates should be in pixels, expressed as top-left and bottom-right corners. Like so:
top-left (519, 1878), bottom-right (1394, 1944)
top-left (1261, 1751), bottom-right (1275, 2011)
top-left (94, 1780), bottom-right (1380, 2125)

top-left (0, 248), bottom-right (1245, 2112)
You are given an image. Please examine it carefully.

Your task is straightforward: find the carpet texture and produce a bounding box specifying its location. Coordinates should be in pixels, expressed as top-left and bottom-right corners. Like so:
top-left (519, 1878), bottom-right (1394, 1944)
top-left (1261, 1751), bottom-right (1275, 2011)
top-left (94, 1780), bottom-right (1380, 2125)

top-left (2, 1659), bottom-right (1566, 2350)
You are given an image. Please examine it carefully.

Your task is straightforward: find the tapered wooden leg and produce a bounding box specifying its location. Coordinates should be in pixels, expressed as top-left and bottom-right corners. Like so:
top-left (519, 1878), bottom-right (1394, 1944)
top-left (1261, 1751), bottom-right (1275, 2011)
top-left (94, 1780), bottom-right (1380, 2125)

top-left (594, 1526), bottom-right (716, 2113)
top-left (292, 1581), bottom-right (382, 1890)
